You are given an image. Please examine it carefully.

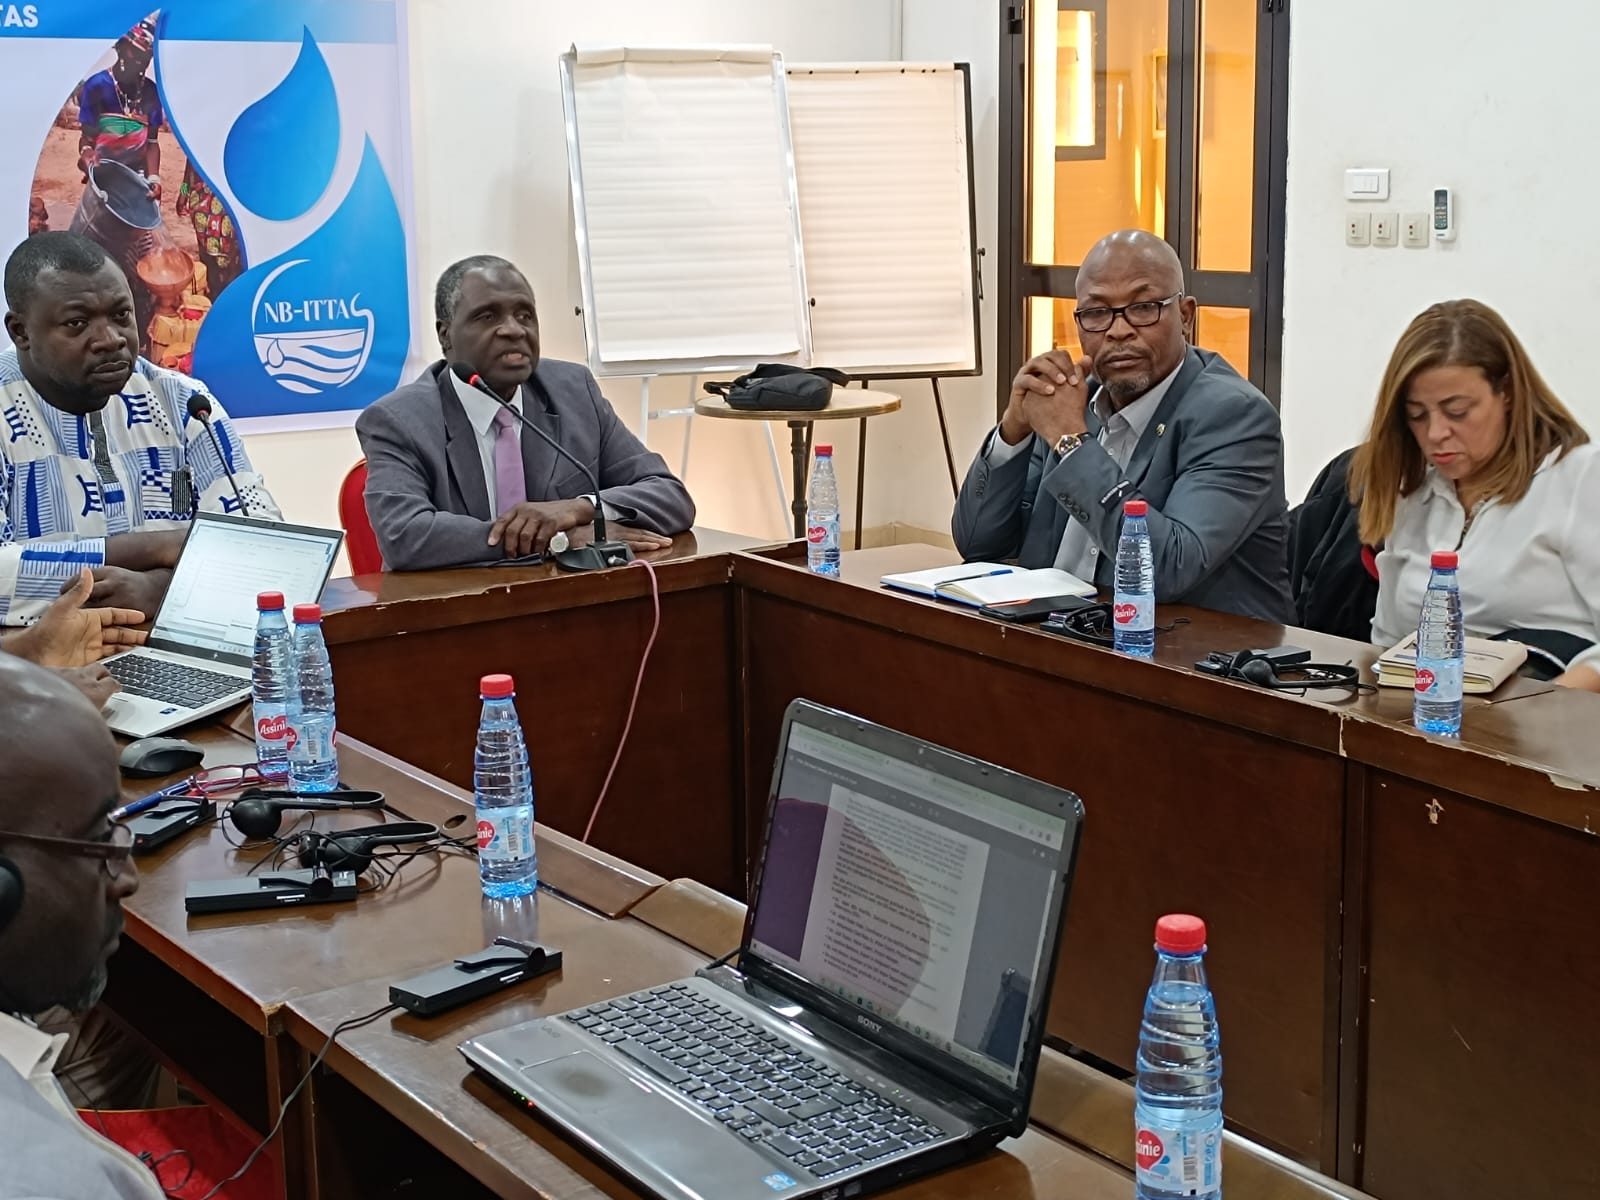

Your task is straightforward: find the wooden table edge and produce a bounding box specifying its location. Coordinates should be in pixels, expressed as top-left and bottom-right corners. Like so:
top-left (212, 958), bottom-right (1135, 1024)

top-left (343, 735), bottom-right (669, 917)
top-left (729, 548), bottom-right (1600, 834)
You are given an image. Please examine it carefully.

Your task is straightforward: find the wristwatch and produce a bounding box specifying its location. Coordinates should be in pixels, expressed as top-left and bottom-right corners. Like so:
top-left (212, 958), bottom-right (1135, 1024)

top-left (549, 531), bottom-right (570, 554)
top-left (1052, 432), bottom-right (1088, 459)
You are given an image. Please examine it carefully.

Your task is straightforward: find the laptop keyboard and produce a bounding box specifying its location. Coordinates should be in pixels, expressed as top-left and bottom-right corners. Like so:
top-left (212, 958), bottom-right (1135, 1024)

top-left (108, 655), bottom-right (245, 709)
top-left (562, 982), bottom-right (943, 1180)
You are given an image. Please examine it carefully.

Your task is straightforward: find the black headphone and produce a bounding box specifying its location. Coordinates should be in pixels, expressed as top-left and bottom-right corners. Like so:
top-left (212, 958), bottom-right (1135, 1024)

top-left (1197, 649), bottom-right (1364, 691)
top-left (1042, 602), bottom-right (1117, 646)
top-left (227, 788), bottom-right (386, 840)
top-left (291, 822), bottom-right (443, 875)
top-left (0, 856), bottom-right (21, 933)
top-left (1043, 603), bottom-right (1191, 648)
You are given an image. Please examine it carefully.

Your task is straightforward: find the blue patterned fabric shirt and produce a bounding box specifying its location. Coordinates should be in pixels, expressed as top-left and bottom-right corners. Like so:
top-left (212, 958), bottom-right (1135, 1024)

top-left (0, 349), bottom-right (279, 624)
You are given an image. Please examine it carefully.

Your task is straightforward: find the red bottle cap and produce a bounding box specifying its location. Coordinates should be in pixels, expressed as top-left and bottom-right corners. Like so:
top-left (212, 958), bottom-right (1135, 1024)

top-left (257, 591), bottom-right (284, 611)
top-left (1430, 551), bottom-right (1458, 569)
top-left (292, 603), bottom-right (322, 624)
top-left (480, 673), bottom-right (515, 699)
top-left (1155, 913), bottom-right (1207, 954)
top-left (1124, 499), bottom-right (1149, 517)
top-left (815, 445), bottom-right (833, 457)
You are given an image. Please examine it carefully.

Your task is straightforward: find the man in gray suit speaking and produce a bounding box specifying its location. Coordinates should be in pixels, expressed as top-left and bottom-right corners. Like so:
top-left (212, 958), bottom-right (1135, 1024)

top-left (953, 231), bottom-right (1292, 622)
top-left (356, 255), bottom-right (695, 570)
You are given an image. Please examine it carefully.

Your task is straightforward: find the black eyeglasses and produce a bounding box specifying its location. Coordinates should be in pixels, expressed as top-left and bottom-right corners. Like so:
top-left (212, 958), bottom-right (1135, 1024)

top-left (0, 822), bottom-right (135, 879)
top-left (1074, 293), bottom-right (1182, 334)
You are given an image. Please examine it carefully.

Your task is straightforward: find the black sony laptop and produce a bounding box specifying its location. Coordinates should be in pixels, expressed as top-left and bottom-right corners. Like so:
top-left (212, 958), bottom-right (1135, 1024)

top-left (461, 699), bottom-right (1084, 1200)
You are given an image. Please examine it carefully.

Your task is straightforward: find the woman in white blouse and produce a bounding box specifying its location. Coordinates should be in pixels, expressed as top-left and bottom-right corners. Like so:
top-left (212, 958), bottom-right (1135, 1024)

top-left (1350, 299), bottom-right (1600, 691)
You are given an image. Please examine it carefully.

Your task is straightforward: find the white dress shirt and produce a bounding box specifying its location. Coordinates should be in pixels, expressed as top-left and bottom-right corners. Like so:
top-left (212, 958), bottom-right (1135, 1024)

top-left (985, 361), bottom-right (1183, 580)
top-left (0, 1011), bottom-right (165, 1198)
top-left (447, 371), bottom-right (620, 524)
top-left (1372, 443), bottom-right (1600, 674)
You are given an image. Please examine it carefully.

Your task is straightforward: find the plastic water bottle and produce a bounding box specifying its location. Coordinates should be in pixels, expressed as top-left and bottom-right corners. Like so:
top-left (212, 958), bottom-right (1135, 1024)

top-left (251, 591), bottom-right (294, 781)
top-left (1114, 498), bottom-right (1156, 658)
top-left (287, 604), bottom-right (339, 792)
top-left (483, 892), bottom-right (539, 948)
top-left (474, 673), bottom-right (537, 898)
top-left (806, 444), bottom-right (841, 577)
top-left (1136, 914), bottom-right (1223, 1200)
top-left (1413, 549), bottom-right (1465, 737)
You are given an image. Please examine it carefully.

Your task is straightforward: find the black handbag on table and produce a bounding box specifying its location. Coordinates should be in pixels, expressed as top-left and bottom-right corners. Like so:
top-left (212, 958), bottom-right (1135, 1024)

top-left (703, 364), bottom-right (850, 412)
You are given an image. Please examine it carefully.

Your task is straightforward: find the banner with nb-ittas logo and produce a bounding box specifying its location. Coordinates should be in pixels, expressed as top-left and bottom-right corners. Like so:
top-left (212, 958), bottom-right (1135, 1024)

top-left (2, 1), bottom-right (417, 425)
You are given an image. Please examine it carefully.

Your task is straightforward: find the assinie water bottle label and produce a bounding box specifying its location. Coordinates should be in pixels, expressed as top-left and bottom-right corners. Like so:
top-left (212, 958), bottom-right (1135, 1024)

top-left (477, 807), bottom-right (534, 862)
top-left (1113, 592), bottom-right (1155, 632)
top-left (1136, 1121), bottom-right (1221, 1196)
top-left (255, 708), bottom-right (295, 749)
top-left (1414, 657), bottom-right (1463, 701)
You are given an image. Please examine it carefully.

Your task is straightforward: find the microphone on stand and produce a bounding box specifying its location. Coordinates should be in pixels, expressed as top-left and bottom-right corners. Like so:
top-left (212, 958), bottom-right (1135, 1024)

top-left (185, 392), bottom-right (251, 517)
top-left (449, 362), bottom-right (633, 572)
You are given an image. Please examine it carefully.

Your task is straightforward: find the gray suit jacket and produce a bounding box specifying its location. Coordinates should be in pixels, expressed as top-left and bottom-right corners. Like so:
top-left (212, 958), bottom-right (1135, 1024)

top-left (355, 359), bottom-right (696, 571)
top-left (0, 1056), bottom-right (164, 1199)
top-left (952, 347), bottom-right (1293, 622)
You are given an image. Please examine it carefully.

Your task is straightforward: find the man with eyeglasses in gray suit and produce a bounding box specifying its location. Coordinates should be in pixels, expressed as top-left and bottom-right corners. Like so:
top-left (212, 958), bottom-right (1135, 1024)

top-left (0, 655), bottom-right (165, 1199)
top-left (953, 229), bottom-right (1293, 623)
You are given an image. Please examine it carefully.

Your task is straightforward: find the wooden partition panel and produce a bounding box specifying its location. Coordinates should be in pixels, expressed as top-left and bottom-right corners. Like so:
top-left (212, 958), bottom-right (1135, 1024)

top-left (1355, 773), bottom-right (1600, 1200)
top-left (325, 566), bottom-right (743, 894)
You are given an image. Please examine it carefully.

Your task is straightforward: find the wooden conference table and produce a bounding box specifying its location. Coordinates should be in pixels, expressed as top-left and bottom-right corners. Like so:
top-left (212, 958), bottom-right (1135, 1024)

top-left (294, 530), bottom-right (1600, 1200)
top-left (104, 719), bottom-right (1369, 1200)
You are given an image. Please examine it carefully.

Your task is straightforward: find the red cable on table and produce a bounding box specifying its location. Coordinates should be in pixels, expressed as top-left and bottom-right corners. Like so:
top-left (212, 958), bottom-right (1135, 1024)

top-left (583, 557), bottom-right (660, 843)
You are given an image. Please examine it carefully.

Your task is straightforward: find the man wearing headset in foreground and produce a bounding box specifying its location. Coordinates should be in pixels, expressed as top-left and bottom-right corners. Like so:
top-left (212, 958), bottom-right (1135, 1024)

top-left (0, 655), bottom-right (165, 1198)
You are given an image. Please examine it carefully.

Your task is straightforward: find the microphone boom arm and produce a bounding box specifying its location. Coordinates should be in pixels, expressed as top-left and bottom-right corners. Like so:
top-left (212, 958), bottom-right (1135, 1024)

top-left (186, 392), bottom-right (251, 517)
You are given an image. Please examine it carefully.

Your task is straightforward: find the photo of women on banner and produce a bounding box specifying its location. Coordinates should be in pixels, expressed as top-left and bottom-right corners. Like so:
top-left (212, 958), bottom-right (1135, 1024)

top-left (5, 1), bottom-right (417, 425)
top-left (28, 12), bottom-right (242, 369)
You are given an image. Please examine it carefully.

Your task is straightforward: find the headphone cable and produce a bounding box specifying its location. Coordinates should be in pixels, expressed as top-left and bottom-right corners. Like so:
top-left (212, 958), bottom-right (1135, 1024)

top-left (196, 1001), bottom-right (397, 1200)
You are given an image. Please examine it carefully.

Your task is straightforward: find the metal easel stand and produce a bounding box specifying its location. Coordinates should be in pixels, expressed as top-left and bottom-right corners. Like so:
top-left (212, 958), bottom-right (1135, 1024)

top-left (930, 376), bottom-right (960, 498)
top-left (846, 375), bottom-right (961, 549)
top-left (640, 374), bottom-right (791, 535)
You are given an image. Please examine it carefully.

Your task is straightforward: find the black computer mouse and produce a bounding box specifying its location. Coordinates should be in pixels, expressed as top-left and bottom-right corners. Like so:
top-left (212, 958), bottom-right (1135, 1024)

top-left (119, 736), bottom-right (206, 779)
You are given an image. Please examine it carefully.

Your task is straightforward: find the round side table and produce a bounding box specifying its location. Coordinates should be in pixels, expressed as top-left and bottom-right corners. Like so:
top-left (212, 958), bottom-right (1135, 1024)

top-left (693, 387), bottom-right (902, 545)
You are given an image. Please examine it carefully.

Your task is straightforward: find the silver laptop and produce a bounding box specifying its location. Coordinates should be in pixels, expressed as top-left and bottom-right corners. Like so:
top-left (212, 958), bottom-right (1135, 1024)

top-left (101, 512), bottom-right (343, 738)
top-left (462, 699), bottom-right (1083, 1200)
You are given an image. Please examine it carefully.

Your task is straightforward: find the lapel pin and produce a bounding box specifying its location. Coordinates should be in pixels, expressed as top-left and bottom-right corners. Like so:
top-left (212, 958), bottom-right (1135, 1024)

top-left (1156, 422), bottom-right (1166, 436)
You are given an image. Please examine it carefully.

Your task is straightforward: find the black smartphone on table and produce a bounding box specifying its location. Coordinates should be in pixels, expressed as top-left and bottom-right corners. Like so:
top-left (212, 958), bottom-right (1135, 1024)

top-left (977, 594), bottom-right (1097, 623)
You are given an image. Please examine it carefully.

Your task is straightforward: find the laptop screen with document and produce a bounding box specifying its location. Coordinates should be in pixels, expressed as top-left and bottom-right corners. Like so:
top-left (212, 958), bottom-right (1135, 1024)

top-left (149, 513), bottom-right (343, 662)
top-left (746, 707), bottom-right (1079, 1097)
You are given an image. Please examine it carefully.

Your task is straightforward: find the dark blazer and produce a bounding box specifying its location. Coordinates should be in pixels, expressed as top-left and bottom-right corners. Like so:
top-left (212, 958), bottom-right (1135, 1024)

top-left (355, 359), bottom-right (695, 571)
top-left (951, 347), bottom-right (1293, 622)
top-left (1288, 446), bottom-right (1378, 641)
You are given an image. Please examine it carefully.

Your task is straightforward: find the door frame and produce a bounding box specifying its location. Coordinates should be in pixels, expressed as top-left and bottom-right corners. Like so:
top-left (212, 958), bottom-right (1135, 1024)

top-left (997, 0), bottom-right (1291, 414)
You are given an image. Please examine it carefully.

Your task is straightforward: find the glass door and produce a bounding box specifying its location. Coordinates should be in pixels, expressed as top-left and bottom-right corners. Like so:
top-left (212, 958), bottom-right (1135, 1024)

top-left (999, 0), bottom-right (1290, 405)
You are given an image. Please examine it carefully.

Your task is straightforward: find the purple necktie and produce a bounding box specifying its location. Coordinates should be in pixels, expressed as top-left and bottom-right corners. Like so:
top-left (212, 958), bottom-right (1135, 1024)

top-left (492, 406), bottom-right (527, 516)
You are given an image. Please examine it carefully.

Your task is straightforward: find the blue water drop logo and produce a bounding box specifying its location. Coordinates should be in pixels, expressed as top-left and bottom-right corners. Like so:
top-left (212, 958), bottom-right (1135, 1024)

top-left (223, 27), bottom-right (339, 222)
top-left (193, 135), bottom-right (408, 415)
top-left (248, 259), bottom-right (375, 393)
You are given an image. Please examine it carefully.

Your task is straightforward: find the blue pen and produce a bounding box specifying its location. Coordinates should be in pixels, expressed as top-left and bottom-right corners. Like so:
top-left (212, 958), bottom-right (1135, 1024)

top-left (110, 776), bottom-right (198, 823)
top-left (931, 568), bottom-right (1014, 596)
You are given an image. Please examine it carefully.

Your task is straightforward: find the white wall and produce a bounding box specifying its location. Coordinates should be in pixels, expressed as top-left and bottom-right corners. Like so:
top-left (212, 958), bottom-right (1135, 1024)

top-left (885, 0), bottom-right (1004, 537)
top-left (1279, 0), bottom-right (1599, 503)
top-left (267, 0), bottom-right (1587, 550)
top-left (246, 0), bottom-right (901, 549)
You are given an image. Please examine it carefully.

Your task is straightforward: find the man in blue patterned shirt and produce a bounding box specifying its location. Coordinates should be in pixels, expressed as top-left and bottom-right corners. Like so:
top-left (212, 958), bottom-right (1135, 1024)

top-left (0, 232), bottom-right (279, 624)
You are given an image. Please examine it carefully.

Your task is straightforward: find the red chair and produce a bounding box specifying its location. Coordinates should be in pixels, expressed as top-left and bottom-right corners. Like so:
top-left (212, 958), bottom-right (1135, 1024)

top-left (337, 458), bottom-right (385, 575)
top-left (1360, 543), bottom-right (1380, 581)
